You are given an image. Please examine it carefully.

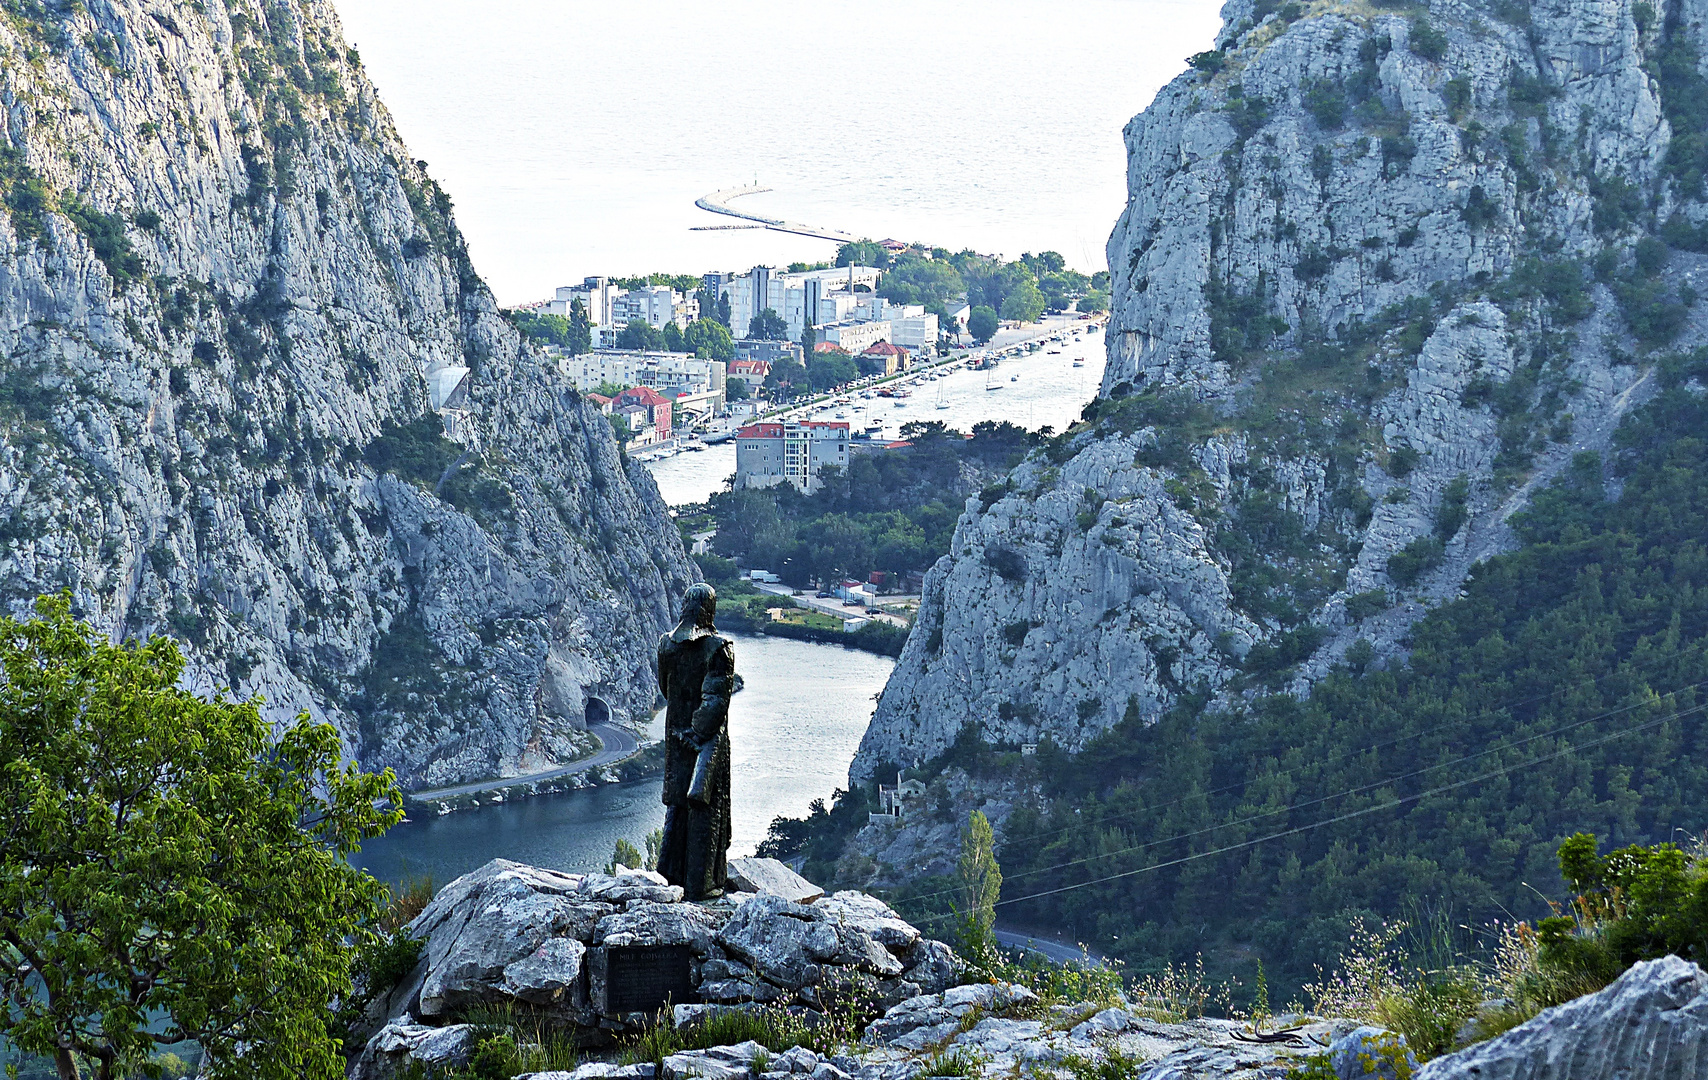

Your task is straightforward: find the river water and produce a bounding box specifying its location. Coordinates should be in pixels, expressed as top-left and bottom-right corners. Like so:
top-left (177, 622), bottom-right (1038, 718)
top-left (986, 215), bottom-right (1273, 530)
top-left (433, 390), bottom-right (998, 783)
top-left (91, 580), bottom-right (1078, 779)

top-left (329, 0), bottom-right (1220, 302)
top-left (355, 635), bottom-right (893, 886)
top-left (649, 323), bottom-right (1108, 506)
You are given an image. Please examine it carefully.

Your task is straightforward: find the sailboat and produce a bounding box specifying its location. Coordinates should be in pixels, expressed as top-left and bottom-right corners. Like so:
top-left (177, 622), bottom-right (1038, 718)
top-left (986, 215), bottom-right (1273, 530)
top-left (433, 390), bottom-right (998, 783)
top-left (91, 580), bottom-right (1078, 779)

top-left (985, 369), bottom-right (1002, 391)
top-left (935, 381), bottom-right (950, 410)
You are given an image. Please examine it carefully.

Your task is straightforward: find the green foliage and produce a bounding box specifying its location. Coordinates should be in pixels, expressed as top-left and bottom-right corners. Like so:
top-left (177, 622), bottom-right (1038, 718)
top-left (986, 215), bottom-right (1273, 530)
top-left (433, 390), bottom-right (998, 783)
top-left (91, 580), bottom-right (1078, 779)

top-left (1302, 77), bottom-right (1347, 130)
top-left (1647, 6), bottom-right (1708, 199)
top-left (514, 300), bottom-right (591, 354)
top-left (1189, 49), bottom-right (1225, 74)
top-left (684, 317), bottom-right (734, 361)
top-left (836, 239), bottom-right (891, 269)
top-left (1434, 475), bottom-right (1470, 540)
top-left (1385, 535), bottom-right (1443, 585)
top-left (364, 414), bottom-right (462, 487)
top-left (1206, 272), bottom-right (1287, 367)
top-left (1546, 832), bottom-right (1708, 970)
top-left (1000, 279), bottom-right (1047, 323)
top-left (708, 424), bottom-right (1030, 585)
top-left (967, 305), bottom-right (999, 343)
top-left (0, 595), bottom-right (403, 1080)
top-left (1408, 18), bottom-right (1447, 61)
top-left (917, 1048), bottom-right (986, 1078)
top-left (618, 318), bottom-right (666, 351)
top-left (990, 358), bottom-right (1708, 999)
top-left (606, 837), bottom-right (645, 873)
top-left (748, 308), bottom-right (789, 340)
top-left (957, 811), bottom-right (1002, 965)
top-left (1345, 589), bottom-right (1390, 621)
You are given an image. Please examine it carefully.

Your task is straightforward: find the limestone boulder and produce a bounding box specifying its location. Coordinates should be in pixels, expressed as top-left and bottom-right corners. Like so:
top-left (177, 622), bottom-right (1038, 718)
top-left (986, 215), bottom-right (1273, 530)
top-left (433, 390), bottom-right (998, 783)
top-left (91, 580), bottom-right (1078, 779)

top-left (1418, 956), bottom-right (1708, 1080)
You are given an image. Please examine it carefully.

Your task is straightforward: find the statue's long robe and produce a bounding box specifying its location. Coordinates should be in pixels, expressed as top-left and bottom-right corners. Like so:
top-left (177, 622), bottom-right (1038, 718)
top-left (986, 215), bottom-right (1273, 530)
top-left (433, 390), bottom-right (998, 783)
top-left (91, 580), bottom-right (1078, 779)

top-left (655, 629), bottom-right (734, 899)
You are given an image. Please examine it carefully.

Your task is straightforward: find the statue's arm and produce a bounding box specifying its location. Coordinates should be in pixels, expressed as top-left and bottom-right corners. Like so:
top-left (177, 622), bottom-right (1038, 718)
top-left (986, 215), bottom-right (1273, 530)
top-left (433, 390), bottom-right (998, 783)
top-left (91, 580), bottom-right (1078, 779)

top-left (690, 638), bottom-right (735, 742)
top-left (656, 640), bottom-right (670, 699)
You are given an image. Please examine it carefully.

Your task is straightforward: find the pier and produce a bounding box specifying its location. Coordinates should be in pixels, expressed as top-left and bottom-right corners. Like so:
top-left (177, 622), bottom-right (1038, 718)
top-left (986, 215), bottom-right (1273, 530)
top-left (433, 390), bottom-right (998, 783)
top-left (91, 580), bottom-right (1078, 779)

top-left (692, 185), bottom-right (857, 244)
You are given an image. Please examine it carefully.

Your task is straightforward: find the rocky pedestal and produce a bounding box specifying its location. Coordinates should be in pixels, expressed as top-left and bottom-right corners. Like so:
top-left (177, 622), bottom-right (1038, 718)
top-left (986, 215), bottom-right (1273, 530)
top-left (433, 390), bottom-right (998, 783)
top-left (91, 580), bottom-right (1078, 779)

top-left (351, 858), bottom-right (961, 1076)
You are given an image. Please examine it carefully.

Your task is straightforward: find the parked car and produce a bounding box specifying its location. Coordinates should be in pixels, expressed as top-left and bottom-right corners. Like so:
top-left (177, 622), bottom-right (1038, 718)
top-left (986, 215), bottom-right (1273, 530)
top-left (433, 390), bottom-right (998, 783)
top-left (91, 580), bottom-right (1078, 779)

top-left (816, 591), bottom-right (831, 598)
top-left (842, 599), bottom-right (861, 606)
top-left (866, 608), bottom-right (882, 615)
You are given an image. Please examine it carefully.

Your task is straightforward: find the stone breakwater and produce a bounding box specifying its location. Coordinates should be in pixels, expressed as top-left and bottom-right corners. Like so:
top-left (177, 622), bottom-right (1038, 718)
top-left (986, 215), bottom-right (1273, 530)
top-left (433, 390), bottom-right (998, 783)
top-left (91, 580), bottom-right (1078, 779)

top-left (350, 859), bottom-right (1708, 1080)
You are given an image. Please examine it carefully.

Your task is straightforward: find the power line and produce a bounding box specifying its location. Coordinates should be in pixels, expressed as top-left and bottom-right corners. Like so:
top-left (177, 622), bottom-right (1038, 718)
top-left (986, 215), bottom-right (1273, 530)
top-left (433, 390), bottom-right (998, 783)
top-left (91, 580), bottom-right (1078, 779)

top-left (879, 667), bottom-right (1697, 871)
top-left (988, 701), bottom-right (1703, 910)
top-left (890, 678), bottom-right (1704, 910)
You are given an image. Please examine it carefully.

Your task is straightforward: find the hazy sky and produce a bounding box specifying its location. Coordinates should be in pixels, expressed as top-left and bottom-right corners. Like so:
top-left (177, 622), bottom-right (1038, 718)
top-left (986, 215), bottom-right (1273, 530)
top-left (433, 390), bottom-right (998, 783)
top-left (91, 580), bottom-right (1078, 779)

top-left (331, 0), bottom-right (1224, 304)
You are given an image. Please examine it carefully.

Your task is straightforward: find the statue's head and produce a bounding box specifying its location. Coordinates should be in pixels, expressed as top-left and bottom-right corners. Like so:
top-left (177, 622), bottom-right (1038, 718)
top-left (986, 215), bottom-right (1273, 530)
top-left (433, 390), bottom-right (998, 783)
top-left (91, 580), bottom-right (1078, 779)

top-left (680, 583), bottom-right (717, 630)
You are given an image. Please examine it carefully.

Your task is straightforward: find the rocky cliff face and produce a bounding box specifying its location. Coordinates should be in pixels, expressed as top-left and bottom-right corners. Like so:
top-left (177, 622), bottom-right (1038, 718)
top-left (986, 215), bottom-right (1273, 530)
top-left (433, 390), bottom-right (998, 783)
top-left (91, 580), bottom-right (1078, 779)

top-left (0, 0), bottom-right (693, 786)
top-left (856, 0), bottom-right (1708, 778)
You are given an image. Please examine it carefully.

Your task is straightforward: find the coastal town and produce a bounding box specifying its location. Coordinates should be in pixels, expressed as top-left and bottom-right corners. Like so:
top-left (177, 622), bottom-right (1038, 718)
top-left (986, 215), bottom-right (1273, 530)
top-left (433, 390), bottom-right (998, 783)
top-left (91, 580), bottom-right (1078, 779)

top-left (509, 241), bottom-right (1110, 499)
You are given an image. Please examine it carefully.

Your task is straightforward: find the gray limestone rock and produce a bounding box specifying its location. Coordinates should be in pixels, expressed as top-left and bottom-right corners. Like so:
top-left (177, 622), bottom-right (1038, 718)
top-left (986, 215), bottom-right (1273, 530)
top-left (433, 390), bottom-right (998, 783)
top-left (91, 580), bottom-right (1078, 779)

top-left (1417, 955), bottom-right (1708, 1080)
top-left (847, 0), bottom-right (1698, 869)
top-left (350, 1021), bottom-right (476, 1080)
top-left (0, 0), bottom-right (693, 791)
top-left (728, 857), bottom-right (825, 904)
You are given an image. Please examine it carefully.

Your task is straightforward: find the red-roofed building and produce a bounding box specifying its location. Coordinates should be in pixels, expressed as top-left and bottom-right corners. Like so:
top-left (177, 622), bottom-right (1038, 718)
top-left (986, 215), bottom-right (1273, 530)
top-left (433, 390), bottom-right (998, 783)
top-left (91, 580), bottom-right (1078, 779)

top-left (614, 385), bottom-right (671, 442)
top-left (585, 392), bottom-right (615, 414)
top-left (734, 419), bottom-right (850, 494)
top-left (729, 358), bottom-right (771, 380)
top-left (860, 339), bottom-right (909, 376)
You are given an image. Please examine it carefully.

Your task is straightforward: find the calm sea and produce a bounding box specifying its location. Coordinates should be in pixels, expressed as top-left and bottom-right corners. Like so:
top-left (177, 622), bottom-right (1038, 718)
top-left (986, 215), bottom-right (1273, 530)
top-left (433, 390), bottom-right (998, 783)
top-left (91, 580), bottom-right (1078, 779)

top-left (329, 0), bottom-right (1221, 303)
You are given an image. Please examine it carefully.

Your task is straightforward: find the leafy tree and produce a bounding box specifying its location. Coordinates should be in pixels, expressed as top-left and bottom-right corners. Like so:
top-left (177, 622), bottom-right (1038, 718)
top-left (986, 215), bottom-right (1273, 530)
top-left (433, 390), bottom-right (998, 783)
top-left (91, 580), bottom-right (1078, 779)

top-left (801, 324), bottom-right (818, 354)
top-left (662, 321), bottom-right (686, 352)
top-left (684, 318), bottom-right (734, 361)
top-left (763, 358), bottom-right (809, 395)
top-left (878, 254), bottom-right (964, 308)
top-left (997, 278), bottom-right (1045, 321)
top-left (748, 308), bottom-right (789, 340)
top-left (726, 376), bottom-right (749, 402)
top-left (967, 305), bottom-right (999, 343)
top-left (606, 838), bottom-right (645, 873)
top-left (567, 297), bottom-right (592, 353)
top-left (807, 351), bottom-right (858, 391)
top-left (836, 239), bottom-right (890, 269)
top-left (957, 810), bottom-right (1002, 963)
top-left (1077, 291), bottom-right (1109, 313)
top-left (0, 596), bottom-right (402, 1080)
top-left (617, 318), bottom-right (665, 350)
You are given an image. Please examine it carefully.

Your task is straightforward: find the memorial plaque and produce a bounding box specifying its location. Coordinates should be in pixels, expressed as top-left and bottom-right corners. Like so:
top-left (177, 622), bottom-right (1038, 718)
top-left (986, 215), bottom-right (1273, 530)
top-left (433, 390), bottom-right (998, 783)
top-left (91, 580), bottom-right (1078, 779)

top-left (599, 944), bottom-right (696, 1014)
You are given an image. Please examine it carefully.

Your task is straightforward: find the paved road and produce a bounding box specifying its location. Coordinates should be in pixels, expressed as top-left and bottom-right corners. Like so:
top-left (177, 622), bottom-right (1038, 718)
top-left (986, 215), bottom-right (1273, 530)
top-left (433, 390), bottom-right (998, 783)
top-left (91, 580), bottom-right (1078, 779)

top-left (406, 723), bottom-right (641, 801)
top-left (994, 928), bottom-right (1103, 966)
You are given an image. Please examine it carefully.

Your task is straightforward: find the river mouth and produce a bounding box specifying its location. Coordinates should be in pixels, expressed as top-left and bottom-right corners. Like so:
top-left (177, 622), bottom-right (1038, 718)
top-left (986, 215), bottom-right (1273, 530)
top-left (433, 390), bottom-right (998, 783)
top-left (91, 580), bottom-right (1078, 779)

top-left (355, 633), bottom-right (893, 886)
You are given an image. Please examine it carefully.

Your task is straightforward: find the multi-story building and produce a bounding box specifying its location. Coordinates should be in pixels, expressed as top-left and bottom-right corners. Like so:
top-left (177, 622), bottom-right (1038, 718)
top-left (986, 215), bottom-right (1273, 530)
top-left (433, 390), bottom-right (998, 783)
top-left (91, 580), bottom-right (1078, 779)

top-left (733, 339), bottom-right (803, 368)
top-left (611, 285), bottom-right (697, 331)
top-left (614, 386), bottom-right (672, 443)
top-left (724, 265), bottom-right (884, 341)
top-left (559, 350), bottom-right (726, 406)
top-left (822, 320), bottom-right (891, 354)
top-left (544, 277), bottom-right (620, 336)
top-left (733, 420), bottom-right (851, 494)
top-left (853, 297), bottom-right (938, 355)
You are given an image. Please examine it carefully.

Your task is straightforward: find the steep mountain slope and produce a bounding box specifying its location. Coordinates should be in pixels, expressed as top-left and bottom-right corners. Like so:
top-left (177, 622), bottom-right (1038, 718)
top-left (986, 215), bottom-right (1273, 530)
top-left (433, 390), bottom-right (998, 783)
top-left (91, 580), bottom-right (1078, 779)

top-left (0, 0), bottom-right (693, 787)
top-left (855, 0), bottom-right (1708, 780)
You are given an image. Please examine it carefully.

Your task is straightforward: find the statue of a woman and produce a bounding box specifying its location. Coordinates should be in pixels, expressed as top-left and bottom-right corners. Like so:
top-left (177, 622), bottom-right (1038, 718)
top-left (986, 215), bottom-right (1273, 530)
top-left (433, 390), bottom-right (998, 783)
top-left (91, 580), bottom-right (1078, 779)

top-left (654, 583), bottom-right (733, 900)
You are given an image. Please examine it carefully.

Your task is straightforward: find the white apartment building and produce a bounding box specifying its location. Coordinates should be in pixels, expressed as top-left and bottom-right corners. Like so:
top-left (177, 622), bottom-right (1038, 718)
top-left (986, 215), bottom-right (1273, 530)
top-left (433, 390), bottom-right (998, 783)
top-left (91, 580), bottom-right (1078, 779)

top-left (854, 297), bottom-right (939, 355)
top-left (724, 265), bottom-right (884, 341)
top-left (559, 350), bottom-right (727, 408)
top-left (733, 420), bottom-right (851, 494)
top-left (822, 320), bottom-right (892, 354)
top-left (611, 285), bottom-right (698, 331)
top-left (544, 277), bottom-right (619, 334)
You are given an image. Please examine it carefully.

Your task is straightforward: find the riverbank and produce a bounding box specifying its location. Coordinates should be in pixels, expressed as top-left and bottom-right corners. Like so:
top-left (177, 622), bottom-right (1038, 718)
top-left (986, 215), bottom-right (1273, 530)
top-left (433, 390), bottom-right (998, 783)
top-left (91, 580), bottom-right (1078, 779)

top-left (354, 634), bottom-right (894, 883)
top-left (402, 722), bottom-right (658, 815)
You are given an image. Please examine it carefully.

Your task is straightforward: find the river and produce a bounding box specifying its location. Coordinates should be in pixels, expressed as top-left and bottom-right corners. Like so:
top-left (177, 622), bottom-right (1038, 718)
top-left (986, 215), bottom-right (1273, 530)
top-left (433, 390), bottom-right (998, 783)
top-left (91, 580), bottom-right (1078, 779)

top-left (648, 321), bottom-right (1108, 506)
top-left (354, 634), bottom-right (893, 886)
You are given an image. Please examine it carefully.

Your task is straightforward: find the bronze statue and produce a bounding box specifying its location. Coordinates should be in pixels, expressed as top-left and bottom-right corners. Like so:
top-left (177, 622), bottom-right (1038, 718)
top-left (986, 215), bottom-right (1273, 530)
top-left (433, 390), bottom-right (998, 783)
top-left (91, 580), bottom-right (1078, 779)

top-left (655, 583), bottom-right (734, 900)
